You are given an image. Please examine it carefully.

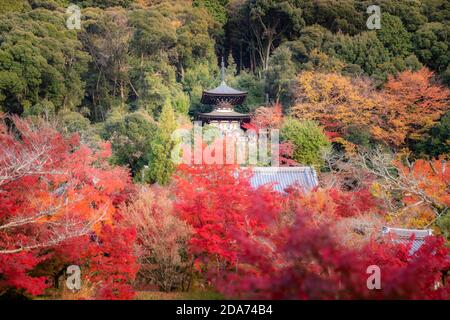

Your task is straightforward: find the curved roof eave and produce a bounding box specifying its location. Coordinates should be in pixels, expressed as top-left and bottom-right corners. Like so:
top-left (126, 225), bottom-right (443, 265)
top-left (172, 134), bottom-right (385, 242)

top-left (202, 83), bottom-right (248, 96)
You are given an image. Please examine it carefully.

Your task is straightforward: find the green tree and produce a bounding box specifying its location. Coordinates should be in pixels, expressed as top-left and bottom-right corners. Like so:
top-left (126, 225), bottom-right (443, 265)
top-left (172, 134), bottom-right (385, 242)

top-left (193, 0), bottom-right (229, 25)
top-left (246, 0), bottom-right (304, 71)
top-left (225, 0), bottom-right (253, 72)
top-left (81, 7), bottom-right (132, 120)
top-left (165, 1), bottom-right (218, 76)
top-left (285, 23), bottom-right (412, 81)
top-left (101, 110), bottom-right (157, 176)
top-left (377, 13), bottom-right (412, 57)
top-left (443, 64), bottom-right (450, 86)
top-left (234, 71), bottom-right (265, 114)
top-left (266, 46), bottom-right (296, 106)
top-left (421, 0), bottom-right (450, 23)
top-left (224, 53), bottom-right (238, 84)
top-left (300, 0), bottom-right (365, 35)
top-left (344, 125), bottom-right (373, 149)
top-left (0, 8), bottom-right (89, 115)
top-left (436, 213), bottom-right (450, 243)
top-left (0, 0), bottom-right (28, 13)
top-left (281, 118), bottom-right (331, 167)
top-left (333, 32), bottom-right (391, 77)
top-left (412, 22), bottom-right (450, 73)
top-left (57, 110), bottom-right (91, 134)
top-left (128, 2), bottom-right (218, 117)
top-left (374, 0), bottom-right (427, 32)
top-left (147, 100), bottom-right (177, 185)
top-left (183, 61), bottom-right (217, 115)
top-left (411, 112), bottom-right (450, 159)
top-left (72, 0), bottom-right (135, 8)
top-left (129, 8), bottom-right (177, 66)
top-left (285, 25), bottom-right (339, 66)
top-left (132, 54), bottom-right (188, 117)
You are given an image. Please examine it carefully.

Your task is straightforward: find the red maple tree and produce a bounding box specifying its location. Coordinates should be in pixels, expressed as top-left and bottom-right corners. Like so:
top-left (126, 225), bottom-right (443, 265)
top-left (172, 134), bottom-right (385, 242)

top-left (0, 116), bottom-right (138, 298)
top-left (175, 164), bottom-right (449, 299)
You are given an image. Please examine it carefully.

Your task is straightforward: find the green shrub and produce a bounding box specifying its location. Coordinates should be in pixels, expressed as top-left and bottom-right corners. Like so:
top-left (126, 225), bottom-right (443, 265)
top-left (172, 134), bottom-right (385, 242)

top-left (281, 118), bottom-right (331, 167)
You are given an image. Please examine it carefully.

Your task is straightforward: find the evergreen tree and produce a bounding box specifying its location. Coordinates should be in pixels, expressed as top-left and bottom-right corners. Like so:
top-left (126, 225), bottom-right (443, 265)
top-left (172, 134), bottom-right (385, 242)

top-left (413, 22), bottom-right (450, 73)
top-left (266, 46), bottom-right (297, 107)
top-left (411, 112), bottom-right (450, 159)
top-left (225, 53), bottom-right (238, 84)
top-left (377, 13), bottom-right (412, 57)
top-left (147, 100), bottom-right (177, 185)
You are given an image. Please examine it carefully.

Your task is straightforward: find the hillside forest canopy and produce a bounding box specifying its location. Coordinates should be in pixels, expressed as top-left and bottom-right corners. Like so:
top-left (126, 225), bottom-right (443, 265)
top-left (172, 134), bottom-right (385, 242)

top-left (0, 0), bottom-right (449, 300)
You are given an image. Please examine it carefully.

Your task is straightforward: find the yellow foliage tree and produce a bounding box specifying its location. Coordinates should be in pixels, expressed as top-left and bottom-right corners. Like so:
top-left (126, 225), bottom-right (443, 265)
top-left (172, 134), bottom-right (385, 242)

top-left (291, 71), bottom-right (377, 149)
top-left (291, 69), bottom-right (449, 150)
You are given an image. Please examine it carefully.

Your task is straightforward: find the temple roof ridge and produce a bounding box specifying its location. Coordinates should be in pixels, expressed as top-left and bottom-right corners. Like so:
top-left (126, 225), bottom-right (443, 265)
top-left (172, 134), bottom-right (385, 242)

top-left (200, 56), bottom-right (248, 106)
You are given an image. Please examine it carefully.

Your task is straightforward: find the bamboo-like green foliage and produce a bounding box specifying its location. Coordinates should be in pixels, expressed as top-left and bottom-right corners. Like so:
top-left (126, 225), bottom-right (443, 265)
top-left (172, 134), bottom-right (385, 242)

top-left (147, 100), bottom-right (177, 185)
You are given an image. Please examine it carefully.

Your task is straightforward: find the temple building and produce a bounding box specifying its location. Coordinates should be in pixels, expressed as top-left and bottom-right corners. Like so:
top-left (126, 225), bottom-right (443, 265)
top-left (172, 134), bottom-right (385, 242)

top-left (198, 58), bottom-right (250, 133)
top-left (195, 58), bottom-right (321, 195)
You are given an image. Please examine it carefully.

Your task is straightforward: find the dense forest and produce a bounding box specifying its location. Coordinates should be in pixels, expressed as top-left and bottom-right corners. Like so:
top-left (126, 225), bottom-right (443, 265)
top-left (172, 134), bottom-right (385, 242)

top-left (0, 0), bottom-right (449, 300)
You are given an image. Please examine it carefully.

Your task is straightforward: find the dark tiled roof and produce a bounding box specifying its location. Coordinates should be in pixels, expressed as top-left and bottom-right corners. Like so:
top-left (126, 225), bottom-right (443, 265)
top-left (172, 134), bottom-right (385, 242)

top-left (250, 167), bottom-right (319, 193)
top-left (201, 82), bottom-right (248, 105)
top-left (382, 226), bottom-right (433, 255)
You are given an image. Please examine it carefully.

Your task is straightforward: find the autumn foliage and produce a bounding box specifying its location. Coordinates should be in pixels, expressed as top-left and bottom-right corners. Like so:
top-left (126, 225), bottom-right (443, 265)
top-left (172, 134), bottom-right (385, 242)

top-left (371, 156), bottom-right (450, 228)
top-left (291, 68), bottom-right (449, 149)
top-left (174, 164), bottom-right (449, 299)
top-left (219, 209), bottom-right (449, 299)
top-left (250, 102), bottom-right (284, 130)
top-left (0, 69), bottom-right (450, 299)
top-left (174, 164), bottom-right (285, 269)
top-left (1, 115), bottom-right (448, 300)
top-left (0, 116), bottom-right (137, 298)
top-left (121, 186), bottom-right (193, 292)
top-left (244, 103), bottom-right (299, 166)
top-left (1, 1), bottom-right (449, 302)
top-left (379, 69), bottom-right (450, 144)
top-left (291, 71), bottom-right (376, 146)
top-left (395, 159), bottom-right (449, 211)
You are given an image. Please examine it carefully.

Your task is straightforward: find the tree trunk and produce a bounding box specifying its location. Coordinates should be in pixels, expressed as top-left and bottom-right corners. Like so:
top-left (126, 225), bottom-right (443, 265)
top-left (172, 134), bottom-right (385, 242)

top-left (239, 42), bottom-right (243, 72)
top-left (120, 81), bottom-right (125, 109)
top-left (264, 33), bottom-right (273, 73)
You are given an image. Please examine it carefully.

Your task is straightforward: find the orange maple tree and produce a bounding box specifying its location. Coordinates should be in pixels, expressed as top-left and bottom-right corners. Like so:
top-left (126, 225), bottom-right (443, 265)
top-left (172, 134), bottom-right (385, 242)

top-left (291, 68), bottom-right (449, 150)
top-left (374, 68), bottom-right (450, 146)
